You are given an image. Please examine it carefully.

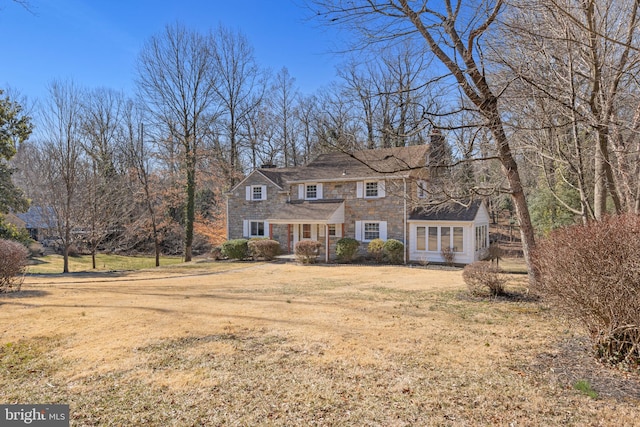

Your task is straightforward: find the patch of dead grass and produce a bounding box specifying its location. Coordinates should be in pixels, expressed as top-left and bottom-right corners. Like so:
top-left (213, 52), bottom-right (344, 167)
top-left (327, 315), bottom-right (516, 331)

top-left (0, 262), bottom-right (638, 425)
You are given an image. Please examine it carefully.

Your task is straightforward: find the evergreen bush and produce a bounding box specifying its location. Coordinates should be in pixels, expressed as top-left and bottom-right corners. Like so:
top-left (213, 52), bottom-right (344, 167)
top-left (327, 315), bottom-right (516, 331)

top-left (335, 237), bottom-right (359, 262)
top-left (221, 239), bottom-right (250, 260)
top-left (383, 239), bottom-right (404, 264)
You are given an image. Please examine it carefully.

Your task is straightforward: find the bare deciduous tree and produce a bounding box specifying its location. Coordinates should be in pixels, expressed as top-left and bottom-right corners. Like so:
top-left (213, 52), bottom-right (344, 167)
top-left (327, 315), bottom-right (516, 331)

top-left (497, 0), bottom-right (640, 221)
top-left (37, 80), bottom-right (85, 273)
top-left (212, 25), bottom-right (264, 181)
top-left (136, 23), bottom-right (219, 262)
top-left (312, 0), bottom-right (538, 277)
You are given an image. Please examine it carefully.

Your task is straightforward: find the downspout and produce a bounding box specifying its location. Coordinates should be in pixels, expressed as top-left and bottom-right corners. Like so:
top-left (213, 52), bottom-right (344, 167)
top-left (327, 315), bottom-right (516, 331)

top-left (226, 193), bottom-right (230, 240)
top-left (403, 178), bottom-right (407, 265)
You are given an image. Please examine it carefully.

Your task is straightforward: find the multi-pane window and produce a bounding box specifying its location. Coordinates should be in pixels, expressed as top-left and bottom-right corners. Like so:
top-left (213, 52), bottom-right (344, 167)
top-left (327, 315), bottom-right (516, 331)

top-left (417, 180), bottom-right (428, 199)
top-left (306, 184), bottom-right (317, 199)
top-left (475, 225), bottom-right (488, 251)
top-left (252, 186), bottom-right (263, 200)
top-left (365, 181), bottom-right (378, 198)
top-left (250, 221), bottom-right (265, 237)
top-left (328, 224), bottom-right (336, 236)
top-left (424, 226), bottom-right (464, 252)
top-left (364, 222), bottom-right (380, 240)
top-left (302, 224), bottom-right (312, 239)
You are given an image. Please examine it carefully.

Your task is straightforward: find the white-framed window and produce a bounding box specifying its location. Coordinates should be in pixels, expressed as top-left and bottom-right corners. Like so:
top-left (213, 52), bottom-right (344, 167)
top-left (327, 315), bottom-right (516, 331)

top-left (306, 184), bottom-right (317, 199)
top-left (475, 225), bottom-right (488, 251)
top-left (243, 220), bottom-right (268, 238)
top-left (355, 220), bottom-right (387, 242)
top-left (365, 181), bottom-right (378, 198)
top-left (328, 224), bottom-right (336, 236)
top-left (357, 180), bottom-right (386, 198)
top-left (364, 222), bottom-right (380, 240)
top-left (417, 180), bottom-right (428, 199)
top-left (298, 183), bottom-right (323, 200)
top-left (246, 185), bottom-right (267, 201)
top-left (417, 226), bottom-right (426, 251)
top-left (251, 221), bottom-right (265, 237)
top-left (423, 226), bottom-right (464, 253)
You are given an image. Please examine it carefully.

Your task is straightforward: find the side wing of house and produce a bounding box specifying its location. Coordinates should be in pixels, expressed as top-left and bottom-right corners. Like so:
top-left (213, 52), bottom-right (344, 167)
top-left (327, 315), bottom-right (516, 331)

top-left (226, 171), bottom-right (286, 242)
top-left (408, 200), bottom-right (490, 265)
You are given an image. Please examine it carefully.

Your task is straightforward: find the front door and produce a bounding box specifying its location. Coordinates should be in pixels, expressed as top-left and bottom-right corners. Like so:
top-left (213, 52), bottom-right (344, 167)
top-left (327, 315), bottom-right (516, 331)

top-left (293, 224), bottom-right (317, 246)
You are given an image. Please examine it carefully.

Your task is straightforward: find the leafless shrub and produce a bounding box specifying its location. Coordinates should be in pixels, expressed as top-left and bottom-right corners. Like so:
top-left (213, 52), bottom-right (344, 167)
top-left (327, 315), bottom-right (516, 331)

top-left (533, 214), bottom-right (640, 370)
top-left (441, 246), bottom-right (456, 266)
top-left (248, 239), bottom-right (281, 261)
top-left (462, 261), bottom-right (507, 297)
top-left (0, 239), bottom-right (30, 293)
top-left (294, 240), bottom-right (321, 264)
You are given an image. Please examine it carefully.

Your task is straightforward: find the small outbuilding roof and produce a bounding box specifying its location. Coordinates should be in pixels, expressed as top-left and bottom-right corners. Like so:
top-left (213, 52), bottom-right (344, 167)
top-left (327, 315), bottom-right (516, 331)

top-left (409, 200), bottom-right (483, 222)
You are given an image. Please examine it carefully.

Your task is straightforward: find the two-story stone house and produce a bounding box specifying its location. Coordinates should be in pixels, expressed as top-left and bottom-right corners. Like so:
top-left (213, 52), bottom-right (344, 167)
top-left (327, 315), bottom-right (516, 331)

top-left (226, 144), bottom-right (490, 264)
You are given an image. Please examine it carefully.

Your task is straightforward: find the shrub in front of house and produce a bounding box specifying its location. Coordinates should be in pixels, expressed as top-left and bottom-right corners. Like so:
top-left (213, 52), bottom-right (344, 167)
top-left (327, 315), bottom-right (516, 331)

top-left (462, 261), bottom-right (506, 297)
top-left (295, 240), bottom-right (321, 264)
top-left (367, 238), bottom-right (385, 263)
top-left (441, 246), bottom-right (456, 266)
top-left (221, 239), bottom-right (250, 260)
top-left (0, 239), bottom-right (29, 293)
top-left (335, 237), bottom-right (360, 263)
top-left (248, 239), bottom-right (281, 260)
top-left (532, 214), bottom-right (640, 370)
top-left (383, 239), bottom-right (404, 264)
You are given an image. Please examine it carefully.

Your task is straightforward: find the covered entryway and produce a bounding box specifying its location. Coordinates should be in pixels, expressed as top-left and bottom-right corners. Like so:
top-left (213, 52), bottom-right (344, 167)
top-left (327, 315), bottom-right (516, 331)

top-left (268, 200), bottom-right (345, 262)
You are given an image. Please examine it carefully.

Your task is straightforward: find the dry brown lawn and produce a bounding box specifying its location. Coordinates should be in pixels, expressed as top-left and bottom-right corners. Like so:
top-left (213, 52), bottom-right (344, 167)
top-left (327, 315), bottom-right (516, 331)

top-left (1, 261), bottom-right (639, 426)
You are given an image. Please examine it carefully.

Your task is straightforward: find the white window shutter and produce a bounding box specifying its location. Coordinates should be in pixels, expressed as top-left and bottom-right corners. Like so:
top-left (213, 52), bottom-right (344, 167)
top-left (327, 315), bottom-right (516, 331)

top-left (378, 180), bottom-right (386, 198)
top-left (298, 184), bottom-right (304, 199)
top-left (245, 186), bottom-right (251, 201)
top-left (356, 182), bottom-right (364, 198)
top-left (336, 224), bottom-right (342, 238)
top-left (243, 220), bottom-right (249, 237)
top-left (319, 225), bottom-right (326, 237)
top-left (317, 183), bottom-right (323, 199)
top-left (355, 220), bottom-right (363, 241)
top-left (264, 220), bottom-right (270, 237)
top-left (261, 185), bottom-right (267, 200)
top-left (379, 221), bottom-right (388, 240)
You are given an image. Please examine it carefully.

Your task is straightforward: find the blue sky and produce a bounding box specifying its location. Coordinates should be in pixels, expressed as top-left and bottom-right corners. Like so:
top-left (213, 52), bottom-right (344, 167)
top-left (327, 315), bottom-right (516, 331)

top-left (0, 0), bottom-right (342, 103)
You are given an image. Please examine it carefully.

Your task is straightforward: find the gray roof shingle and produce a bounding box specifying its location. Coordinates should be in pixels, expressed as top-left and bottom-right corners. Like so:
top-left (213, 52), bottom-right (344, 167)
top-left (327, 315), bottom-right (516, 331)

top-left (257, 145), bottom-right (430, 183)
top-left (409, 200), bottom-right (482, 222)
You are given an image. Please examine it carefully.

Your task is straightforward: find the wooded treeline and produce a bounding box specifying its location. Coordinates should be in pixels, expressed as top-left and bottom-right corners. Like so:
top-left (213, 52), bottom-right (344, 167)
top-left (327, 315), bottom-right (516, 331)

top-left (3, 0), bottom-right (640, 272)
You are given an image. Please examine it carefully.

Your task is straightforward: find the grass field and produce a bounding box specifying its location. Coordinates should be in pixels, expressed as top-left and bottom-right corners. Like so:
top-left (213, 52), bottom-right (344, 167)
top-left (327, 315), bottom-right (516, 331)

top-left (26, 254), bottom-right (185, 274)
top-left (2, 261), bottom-right (638, 425)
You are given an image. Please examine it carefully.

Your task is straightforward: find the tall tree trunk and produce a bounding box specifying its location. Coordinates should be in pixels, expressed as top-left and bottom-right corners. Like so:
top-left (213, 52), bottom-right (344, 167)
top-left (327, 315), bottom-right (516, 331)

top-left (184, 151), bottom-right (196, 262)
top-left (487, 106), bottom-right (537, 281)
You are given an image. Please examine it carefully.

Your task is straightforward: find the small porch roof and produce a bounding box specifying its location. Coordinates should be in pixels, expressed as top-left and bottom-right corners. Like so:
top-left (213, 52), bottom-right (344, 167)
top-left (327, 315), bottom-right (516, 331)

top-left (267, 200), bottom-right (345, 224)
